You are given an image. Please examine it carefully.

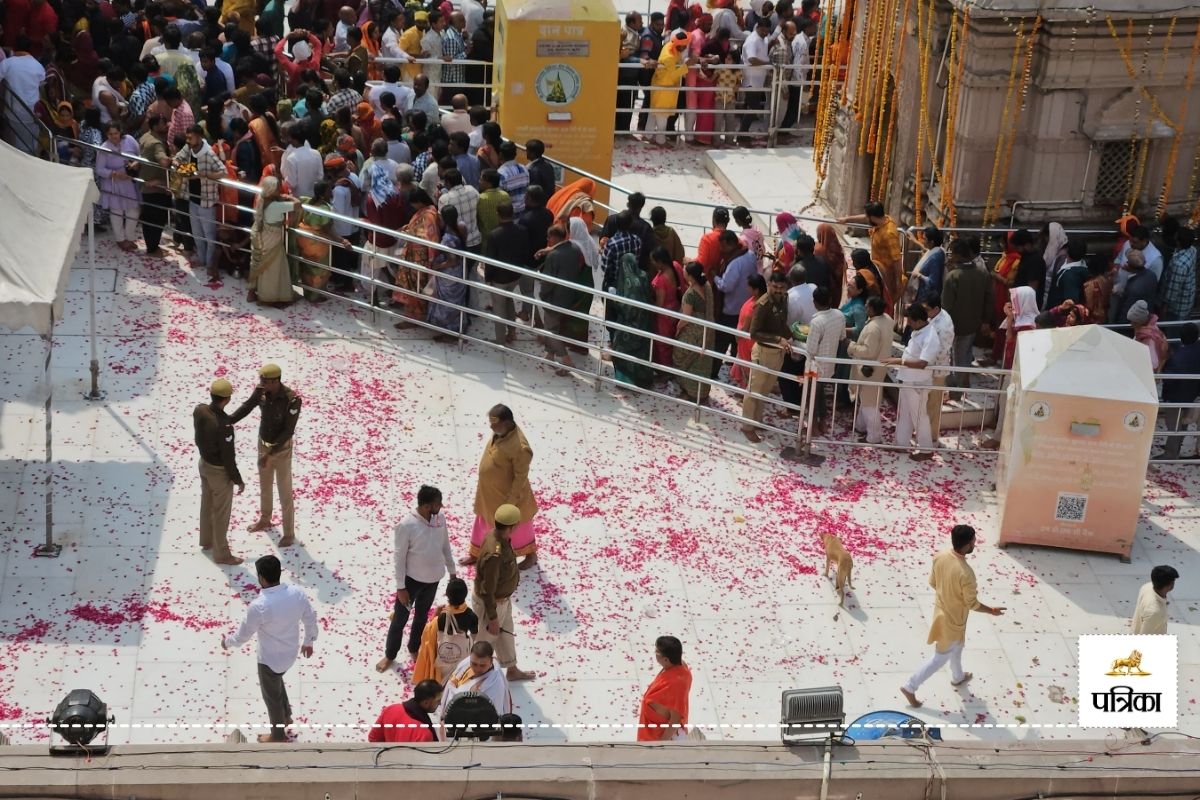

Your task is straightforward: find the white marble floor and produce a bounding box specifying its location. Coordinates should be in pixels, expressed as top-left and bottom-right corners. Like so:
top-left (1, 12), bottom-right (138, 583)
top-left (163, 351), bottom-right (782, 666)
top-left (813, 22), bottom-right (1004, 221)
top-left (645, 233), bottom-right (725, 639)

top-left (1, 150), bottom-right (1198, 746)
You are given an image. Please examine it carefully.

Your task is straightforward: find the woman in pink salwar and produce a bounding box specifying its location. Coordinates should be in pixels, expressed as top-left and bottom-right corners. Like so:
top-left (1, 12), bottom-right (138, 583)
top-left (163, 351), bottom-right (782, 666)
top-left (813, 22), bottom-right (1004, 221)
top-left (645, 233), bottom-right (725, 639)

top-left (683, 13), bottom-right (713, 142)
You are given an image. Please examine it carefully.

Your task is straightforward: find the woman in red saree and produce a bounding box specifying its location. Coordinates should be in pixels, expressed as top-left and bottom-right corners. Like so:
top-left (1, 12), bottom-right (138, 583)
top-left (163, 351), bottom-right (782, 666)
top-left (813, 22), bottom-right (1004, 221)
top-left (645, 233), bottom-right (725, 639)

top-left (649, 247), bottom-right (683, 368)
top-left (731, 273), bottom-right (766, 388)
top-left (361, 21), bottom-right (383, 81)
top-left (692, 39), bottom-right (724, 146)
top-left (989, 232), bottom-right (1021, 364)
top-left (637, 636), bottom-right (692, 741)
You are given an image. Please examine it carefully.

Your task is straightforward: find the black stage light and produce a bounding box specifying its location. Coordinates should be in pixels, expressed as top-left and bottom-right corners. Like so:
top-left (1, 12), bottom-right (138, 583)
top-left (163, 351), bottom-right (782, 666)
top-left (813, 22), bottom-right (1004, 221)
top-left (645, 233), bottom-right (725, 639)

top-left (48, 689), bottom-right (113, 754)
top-left (443, 692), bottom-right (500, 741)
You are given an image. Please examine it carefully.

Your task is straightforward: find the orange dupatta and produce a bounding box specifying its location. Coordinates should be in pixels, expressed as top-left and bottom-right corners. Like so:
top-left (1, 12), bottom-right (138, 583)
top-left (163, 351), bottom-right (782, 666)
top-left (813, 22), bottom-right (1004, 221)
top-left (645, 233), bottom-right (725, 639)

top-left (362, 22), bottom-right (383, 81)
top-left (637, 663), bottom-right (692, 741)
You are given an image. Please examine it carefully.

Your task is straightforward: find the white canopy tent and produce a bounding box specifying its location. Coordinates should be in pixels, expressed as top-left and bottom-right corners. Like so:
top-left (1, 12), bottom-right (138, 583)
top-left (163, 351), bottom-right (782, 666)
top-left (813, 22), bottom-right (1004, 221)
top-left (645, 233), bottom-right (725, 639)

top-left (0, 138), bottom-right (101, 557)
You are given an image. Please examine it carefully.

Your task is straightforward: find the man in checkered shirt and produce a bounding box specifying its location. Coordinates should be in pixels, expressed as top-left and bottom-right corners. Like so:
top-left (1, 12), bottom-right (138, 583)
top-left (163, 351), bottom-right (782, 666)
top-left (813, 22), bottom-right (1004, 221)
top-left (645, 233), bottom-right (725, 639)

top-left (440, 12), bottom-right (469, 104)
top-left (437, 167), bottom-right (481, 251)
top-left (325, 69), bottom-right (363, 117)
top-left (600, 211), bottom-right (642, 292)
top-left (172, 125), bottom-right (227, 283)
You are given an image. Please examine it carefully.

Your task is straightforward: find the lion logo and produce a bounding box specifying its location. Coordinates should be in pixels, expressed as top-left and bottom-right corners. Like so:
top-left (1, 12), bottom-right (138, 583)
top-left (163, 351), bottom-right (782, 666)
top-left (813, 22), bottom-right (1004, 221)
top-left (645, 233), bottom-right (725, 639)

top-left (1105, 650), bottom-right (1150, 676)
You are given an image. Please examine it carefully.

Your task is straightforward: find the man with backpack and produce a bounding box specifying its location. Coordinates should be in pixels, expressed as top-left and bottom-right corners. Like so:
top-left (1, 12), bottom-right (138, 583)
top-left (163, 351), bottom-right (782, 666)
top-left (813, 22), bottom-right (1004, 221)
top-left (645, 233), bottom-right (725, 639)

top-left (376, 485), bottom-right (457, 674)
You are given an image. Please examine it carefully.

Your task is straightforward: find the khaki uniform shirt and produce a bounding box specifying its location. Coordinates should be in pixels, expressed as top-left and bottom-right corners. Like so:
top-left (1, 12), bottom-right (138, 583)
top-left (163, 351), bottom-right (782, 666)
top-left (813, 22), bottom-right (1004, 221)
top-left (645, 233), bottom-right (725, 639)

top-left (748, 292), bottom-right (790, 345)
top-left (474, 532), bottom-right (519, 621)
top-left (926, 550), bottom-right (982, 652)
top-left (193, 403), bottom-right (242, 484)
top-left (229, 384), bottom-right (302, 453)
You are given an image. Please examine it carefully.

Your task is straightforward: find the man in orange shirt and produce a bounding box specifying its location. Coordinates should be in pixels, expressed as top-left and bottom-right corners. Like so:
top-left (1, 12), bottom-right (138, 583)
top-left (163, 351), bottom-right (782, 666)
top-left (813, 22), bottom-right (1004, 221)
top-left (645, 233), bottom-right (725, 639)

top-left (840, 202), bottom-right (903, 305)
top-left (367, 679), bottom-right (444, 742)
top-left (695, 206), bottom-right (730, 280)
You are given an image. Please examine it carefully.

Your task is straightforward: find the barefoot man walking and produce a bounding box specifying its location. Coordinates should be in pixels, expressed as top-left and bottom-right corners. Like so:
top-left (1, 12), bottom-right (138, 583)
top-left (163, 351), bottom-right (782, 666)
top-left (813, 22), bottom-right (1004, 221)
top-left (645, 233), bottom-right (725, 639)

top-left (901, 524), bottom-right (1005, 707)
top-left (230, 363), bottom-right (302, 546)
top-left (460, 404), bottom-right (538, 570)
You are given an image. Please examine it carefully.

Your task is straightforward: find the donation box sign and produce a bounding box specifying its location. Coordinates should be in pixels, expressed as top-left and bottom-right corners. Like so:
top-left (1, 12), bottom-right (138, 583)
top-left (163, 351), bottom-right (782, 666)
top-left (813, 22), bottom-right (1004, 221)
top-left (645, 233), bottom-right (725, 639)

top-left (493, 0), bottom-right (618, 206)
top-left (996, 326), bottom-right (1158, 560)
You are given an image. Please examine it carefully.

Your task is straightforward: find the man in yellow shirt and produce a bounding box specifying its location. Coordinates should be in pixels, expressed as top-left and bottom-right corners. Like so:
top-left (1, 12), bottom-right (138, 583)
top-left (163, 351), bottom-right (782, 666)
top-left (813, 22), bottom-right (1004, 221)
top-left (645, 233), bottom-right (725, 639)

top-left (400, 12), bottom-right (431, 83)
top-left (901, 525), bottom-right (1005, 707)
top-left (839, 202), bottom-right (903, 305)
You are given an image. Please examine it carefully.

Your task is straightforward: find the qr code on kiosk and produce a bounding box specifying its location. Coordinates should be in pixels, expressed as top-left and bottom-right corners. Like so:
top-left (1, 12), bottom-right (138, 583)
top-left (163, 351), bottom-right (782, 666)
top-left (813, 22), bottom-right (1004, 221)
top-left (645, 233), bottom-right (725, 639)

top-left (1055, 492), bottom-right (1088, 522)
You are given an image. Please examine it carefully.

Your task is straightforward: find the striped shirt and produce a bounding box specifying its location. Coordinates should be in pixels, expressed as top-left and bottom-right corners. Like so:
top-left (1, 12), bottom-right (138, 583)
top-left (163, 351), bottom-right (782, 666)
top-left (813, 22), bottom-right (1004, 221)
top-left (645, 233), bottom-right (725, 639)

top-left (496, 160), bottom-right (529, 215)
top-left (442, 28), bottom-right (467, 86)
top-left (438, 184), bottom-right (481, 247)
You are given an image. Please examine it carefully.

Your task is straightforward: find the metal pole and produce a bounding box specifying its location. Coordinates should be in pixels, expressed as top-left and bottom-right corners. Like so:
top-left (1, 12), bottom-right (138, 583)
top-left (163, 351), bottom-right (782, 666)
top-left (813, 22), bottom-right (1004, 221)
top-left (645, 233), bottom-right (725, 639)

top-left (34, 308), bottom-right (60, 558)
top-left (84, 215), bottom-right (104, 401)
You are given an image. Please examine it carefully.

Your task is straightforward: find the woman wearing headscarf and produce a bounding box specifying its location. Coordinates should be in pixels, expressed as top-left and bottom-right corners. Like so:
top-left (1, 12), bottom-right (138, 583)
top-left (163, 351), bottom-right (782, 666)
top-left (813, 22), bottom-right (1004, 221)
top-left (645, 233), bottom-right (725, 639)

top-left (564, 216), bottom-right (601, 348)
top-left (355, 101), bottom-right (380, 149)
top-left (1000, 285), bottom-right (1038, 369)
top-left (428, 205), bottom-right (469, 341)
top-left (247, 94), bottom-right (283, 173)
top-left (1127, 299), bottom-right (1169, 372)
top-left (65, 30), bottom-right (101, 93)
top-left (1040, 221), bottom-right (1068, 298)
top-left (547, 178), bottom-right (597, 227)
top-left (362, 156), bottom-right (406, 305)
top-left (248, 176), bottom-right (300, 305)
top-left (392, 187), bottom-right (440, 326)
top-left (989, 231), bottom-right (1022, 364)
top-left (609, 253), bottom-right (655, 388)
top-left (361, 21), bottom-right (383, 81)
top-left (292, 180), bottom-right (348, 301)
top-left (850, 248), bottom-right (889, 309)
top-left (773, 212), bottom-right (803, 270)
top-left (815, 222), bottom-right (847, 306)
top-left (674, 261), bottom-right (715, 402)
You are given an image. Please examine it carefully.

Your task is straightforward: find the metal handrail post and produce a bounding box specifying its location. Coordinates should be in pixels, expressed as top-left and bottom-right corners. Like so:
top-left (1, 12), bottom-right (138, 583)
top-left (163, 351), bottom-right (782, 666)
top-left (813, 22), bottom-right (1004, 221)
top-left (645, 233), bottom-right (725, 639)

top-left (83, 211), bottom-right (104, 401)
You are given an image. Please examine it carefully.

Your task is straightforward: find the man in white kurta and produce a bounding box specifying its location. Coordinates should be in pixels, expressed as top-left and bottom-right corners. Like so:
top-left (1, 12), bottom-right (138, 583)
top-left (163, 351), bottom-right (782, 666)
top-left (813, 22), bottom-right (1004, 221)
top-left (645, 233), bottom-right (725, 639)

top-left (901, 525), bottom-right (1005, 707)
top-left (437, 642), bottom-right (512, 738)
top-left (1131, 565), bottom-right (1178, 634)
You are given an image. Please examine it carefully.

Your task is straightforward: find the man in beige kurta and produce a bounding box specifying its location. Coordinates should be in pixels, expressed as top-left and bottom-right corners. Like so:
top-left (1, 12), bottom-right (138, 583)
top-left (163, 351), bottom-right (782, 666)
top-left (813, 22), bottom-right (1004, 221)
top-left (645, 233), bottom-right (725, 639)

top-left (1131, 565), bottom-right (1178, 634)
top-left (901, 525), bottom-right (1005, 707)
top-left (463, 404), bottom-right (539, 569)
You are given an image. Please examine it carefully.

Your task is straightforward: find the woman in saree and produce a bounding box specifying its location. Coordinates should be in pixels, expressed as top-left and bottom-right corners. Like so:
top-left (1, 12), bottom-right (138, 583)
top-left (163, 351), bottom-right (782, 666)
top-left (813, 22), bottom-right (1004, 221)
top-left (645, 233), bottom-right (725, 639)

top-left (248, 176), bottom-right (299, 306)
top-left (392, 187), bottom-right (439, 326)
top-left (547, 178), bottom-right (596, 228)
top-left (428, 205), bottom-right (469, 341)
top-left (292, 180), bottom-right (347, 301)
top-left (637, 636), bottom-right (692, 742)
top-left (849, 247), bottom-right (890, 309)
top-left (773, 212), bottom-right (803, 271)
top-left (354, 102), bottom-right (380, 151)
top-left (731, 273), bottom-right (766, 389)
top-left (610, 253), bottom-right (655, 388)
top-left (988, 231), bottom-right (1022, 364)
top-left (361, 21), bottom-right (383, 80)
top-left (649, 246), bottom-right (682, 369)
top-left (246, 93), bottom-right (283, 171)
top-left (815, 222), bottom-right (846, 306)
top-left (1000, 285), bottom-right (1039, 369)
top-left (673, 261), bottom-right (715, 402)
top-left (564, 216), bottom-right (600, 349)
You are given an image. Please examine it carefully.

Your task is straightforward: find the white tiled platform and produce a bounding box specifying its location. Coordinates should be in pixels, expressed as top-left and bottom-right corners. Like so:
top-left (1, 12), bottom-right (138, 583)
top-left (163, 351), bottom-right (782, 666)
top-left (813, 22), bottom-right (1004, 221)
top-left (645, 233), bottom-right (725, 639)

top-left (1, 156), bottom-right (1198, 745)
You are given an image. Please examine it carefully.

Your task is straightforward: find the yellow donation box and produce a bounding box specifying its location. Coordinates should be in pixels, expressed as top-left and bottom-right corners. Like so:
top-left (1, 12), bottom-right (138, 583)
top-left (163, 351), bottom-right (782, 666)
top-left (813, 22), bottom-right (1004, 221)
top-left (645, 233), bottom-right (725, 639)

top-left (996, 326), bottom-right (1158, 560)
top-left (493, 0), bottom-right (618, 206)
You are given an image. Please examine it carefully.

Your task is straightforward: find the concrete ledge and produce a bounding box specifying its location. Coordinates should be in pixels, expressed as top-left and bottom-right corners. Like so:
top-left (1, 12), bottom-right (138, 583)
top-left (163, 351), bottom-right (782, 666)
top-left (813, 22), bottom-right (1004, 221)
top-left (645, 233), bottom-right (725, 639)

top-left (703, 146), bottom-right (830, 220)
top-left (2, 739), bottom-right (1198, 799)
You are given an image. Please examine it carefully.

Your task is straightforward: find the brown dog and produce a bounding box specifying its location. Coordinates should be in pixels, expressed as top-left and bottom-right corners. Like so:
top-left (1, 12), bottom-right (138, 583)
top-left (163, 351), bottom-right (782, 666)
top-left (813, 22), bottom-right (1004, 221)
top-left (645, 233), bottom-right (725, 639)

top-left (822, 533), bottom-right (854, 607)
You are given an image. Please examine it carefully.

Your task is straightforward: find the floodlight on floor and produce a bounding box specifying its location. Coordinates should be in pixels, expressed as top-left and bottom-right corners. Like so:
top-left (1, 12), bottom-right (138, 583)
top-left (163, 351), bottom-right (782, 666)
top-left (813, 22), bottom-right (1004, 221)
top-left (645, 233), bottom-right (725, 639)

top-left (48, 689), bottom-right (113, 755)
top-left (780, 686), bottom-right (845, 743)
top-left (443, 691), bottom-right (500, 741)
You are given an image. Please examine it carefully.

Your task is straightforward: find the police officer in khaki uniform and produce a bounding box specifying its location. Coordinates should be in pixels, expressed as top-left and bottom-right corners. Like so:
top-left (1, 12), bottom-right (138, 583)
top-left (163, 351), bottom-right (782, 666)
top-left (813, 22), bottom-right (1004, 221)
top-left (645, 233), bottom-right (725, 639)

top-left (194, 379), bottom-right (245, 565)
top-left (472, 504), bottom-right (536, 682)
top-left (230, 363), bottom-right (302, 546)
